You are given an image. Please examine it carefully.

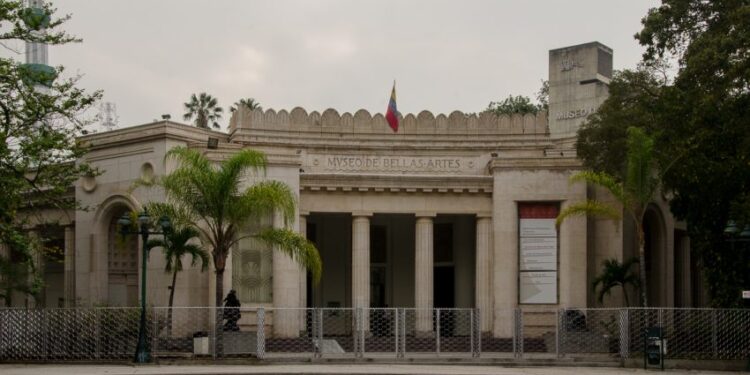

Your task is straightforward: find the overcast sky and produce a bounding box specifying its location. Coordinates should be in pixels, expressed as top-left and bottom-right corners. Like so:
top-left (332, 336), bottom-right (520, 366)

top-left (9, 0), bottom-right (657, 130)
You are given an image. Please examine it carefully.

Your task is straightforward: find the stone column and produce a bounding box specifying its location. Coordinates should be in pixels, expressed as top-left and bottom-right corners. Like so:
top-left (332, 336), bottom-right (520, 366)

top-left (352, 214), bottom-right (371, 330)
top-left (475, 215), bottom-right (492, 333)
top-left (298, 214), bottom-right (308, 327)
top-left (272, 213), bottom-right (301, 337)
top-left (64, 225), bottom-right (76, 307)
top-left (415, 214), bottom-right (434, 334)
top-left (493, 200), bottom-right (516, 338)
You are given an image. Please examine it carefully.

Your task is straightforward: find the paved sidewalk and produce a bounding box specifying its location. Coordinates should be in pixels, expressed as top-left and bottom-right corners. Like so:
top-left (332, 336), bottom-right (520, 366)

top-left (0, 364), bottom-right (729, 375)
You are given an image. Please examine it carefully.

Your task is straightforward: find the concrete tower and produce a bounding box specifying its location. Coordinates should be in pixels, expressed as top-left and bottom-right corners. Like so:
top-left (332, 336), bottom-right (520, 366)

top-left (548, 42), bottom-right (612, 138)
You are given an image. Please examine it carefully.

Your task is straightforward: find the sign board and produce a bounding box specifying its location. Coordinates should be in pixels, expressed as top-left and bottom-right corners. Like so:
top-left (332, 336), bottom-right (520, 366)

top-left (743, 290), bottom-right (750, 299)
top-left (519, 272), bottom-right (557, 304)
top-left (520, 237), bottom-right (557, 270)
top-left (520, 218), bottom-right (557, 237)
top-left (518, 209), bottom-right (558, 304)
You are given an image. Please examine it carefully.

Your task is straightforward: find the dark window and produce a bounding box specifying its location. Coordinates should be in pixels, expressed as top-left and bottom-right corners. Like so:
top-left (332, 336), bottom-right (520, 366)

top-left (434, 223), bottom-right (453, 263)
top-left (370, 225), bottom-right (387, 263)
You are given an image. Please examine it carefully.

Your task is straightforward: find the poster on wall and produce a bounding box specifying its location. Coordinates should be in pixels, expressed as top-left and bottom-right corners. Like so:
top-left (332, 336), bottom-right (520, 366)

top-left (518, 203), bottom-right (559, 304)
top-left (520, 236), bottom-right (557, 270)
top-left (519, 271), bottom-right (557, 304)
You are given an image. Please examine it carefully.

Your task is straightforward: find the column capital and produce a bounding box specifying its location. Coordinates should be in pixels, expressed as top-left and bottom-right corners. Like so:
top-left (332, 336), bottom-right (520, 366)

top-left (351, 211), bottom-right (373, 217)
top-left (299, 211), bottom-right (310, 217)
top-left (476, 212), bottom-right (493, 219)
top-left (415, 212), bottom-right (437, 218)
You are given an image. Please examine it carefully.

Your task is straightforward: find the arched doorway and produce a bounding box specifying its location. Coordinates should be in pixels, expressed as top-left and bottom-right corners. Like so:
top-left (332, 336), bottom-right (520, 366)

top-left (643, 206), bottom-right (667, 306)
top-left (106, 206), bottom-right (139, 306)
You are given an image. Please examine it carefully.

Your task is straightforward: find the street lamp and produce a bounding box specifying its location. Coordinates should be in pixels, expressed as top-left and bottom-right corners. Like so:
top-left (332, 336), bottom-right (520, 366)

top-left (724, 221), bottom-right (750, 307)
top-left (117, 210), bottom-right (171, 363)
top-left (723, 220), bottom-right (750, 371)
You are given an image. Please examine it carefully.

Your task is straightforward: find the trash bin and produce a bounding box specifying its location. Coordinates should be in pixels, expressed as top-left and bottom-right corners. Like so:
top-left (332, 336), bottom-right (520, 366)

top-left (644, 326), bottom-right (665, 370)
top-left (193, 331), bottom-right (209, 355)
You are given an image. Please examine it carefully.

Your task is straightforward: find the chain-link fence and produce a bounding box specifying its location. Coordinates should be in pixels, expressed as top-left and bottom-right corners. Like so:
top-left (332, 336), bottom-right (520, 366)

top-left (1, 307), bottom-right (748, 361)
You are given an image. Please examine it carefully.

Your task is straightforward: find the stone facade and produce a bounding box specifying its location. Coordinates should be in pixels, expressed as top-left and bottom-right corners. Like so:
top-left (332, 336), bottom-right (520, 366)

top-left (8, 42), bottom-right (700, 336)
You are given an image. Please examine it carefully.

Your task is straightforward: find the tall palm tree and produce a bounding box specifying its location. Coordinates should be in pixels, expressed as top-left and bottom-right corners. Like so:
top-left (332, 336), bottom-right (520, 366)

top-left (145, 225), bottom-right (208, 319)
top-left (229, 98), bottom-right (262, 113)
top-left (592, 258), bottom-right (640, 307)
top-left (183, 92), bottom-right (223, 129)
top-left (556, 127), bottom-right (658, 307)
top-left (133, 146), bottom-right (322, 352)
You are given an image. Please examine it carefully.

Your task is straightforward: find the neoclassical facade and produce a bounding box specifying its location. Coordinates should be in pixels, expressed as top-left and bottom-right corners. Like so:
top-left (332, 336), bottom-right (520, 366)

top-left (12, 42), bottom-right (702, 336)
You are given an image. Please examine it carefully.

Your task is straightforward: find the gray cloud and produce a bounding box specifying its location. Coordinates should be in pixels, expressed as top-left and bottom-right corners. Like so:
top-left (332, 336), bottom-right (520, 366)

top-left (31, 0), bottom-right (655, 129)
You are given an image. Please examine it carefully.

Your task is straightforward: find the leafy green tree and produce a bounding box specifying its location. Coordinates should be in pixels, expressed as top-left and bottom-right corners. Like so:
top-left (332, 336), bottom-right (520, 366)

top-left (145, 225), bottom-right (208, 330)
top-left (535, 80), bottom-right (549, 113)
top-left (576, 66), bottom-right (666, 179)
top-left (183, 92), bottom-right (223, 129)
top-left (484, 95), bottom-right (541, 116)
top-left (557, 127), bottom-right (659, 307)
top-left (1, 0), bottom-right (101, 305)
top-left (577, 0), bottom-right (749, 306)
top-left (229, 98), bottom-right (262, 113)
top-left (592, 258), bottom-right (640, 307)
top-left (634, 0), bottom-right (750, 307)
top-left (134, 147), bottom-right (322, 304)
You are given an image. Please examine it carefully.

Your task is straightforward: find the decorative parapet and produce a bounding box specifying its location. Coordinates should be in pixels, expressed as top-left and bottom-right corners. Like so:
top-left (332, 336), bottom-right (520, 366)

top-left (229, 106), bottom-right (548, 136)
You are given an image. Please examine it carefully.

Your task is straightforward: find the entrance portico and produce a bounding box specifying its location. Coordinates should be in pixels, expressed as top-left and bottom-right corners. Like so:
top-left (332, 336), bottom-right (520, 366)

top-left (301, 184), bottom-right (491, 330)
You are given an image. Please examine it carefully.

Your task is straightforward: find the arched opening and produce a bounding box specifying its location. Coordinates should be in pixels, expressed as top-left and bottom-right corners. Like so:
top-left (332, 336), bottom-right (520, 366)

top-left (643, 206), bottom-right (666, 306)
top-left (106, 206), bottom-right (139, 306)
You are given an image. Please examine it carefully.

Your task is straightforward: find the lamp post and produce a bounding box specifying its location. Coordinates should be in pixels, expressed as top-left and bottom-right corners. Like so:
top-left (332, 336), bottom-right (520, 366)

top-left (117, 210), bottom-right (171, 364)
top-left (724, 221), bottom-right (750, 305)
top-left (723, 221), bottom-right (750, 371)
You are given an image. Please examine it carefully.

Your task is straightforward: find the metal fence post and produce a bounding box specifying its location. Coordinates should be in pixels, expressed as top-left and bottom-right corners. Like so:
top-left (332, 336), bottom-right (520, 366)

top-left (477, 308), bottom-right (483, 358)
top-left (354, 307), bottom-right (370, 358)
top-left (257, 308), bottom-right (265, 359)
top-left (619, 309), bottom-right (629, 359)
top-left (212, 307), bottom-right (218, 359)
top-left (514, 308), bottom-right (522, 358)
top-left (315, 308), bottom-right (323, 358)
top-left (470, 308), bottom-right (474, 357)
top-left (435, 309), bottom-right (441, 356)
top-left (151, 308), bottom-right (158, 359)
top-left (712, 309), bottom-right (718, 359)
top-left (95, 309), bottom-right (101, 360)
top-left (400, 309), bottom-right (406, 358)
top-left (556, 308), bottom-right (561, 358)
top-left (393, 308), bottom-right (400, 358)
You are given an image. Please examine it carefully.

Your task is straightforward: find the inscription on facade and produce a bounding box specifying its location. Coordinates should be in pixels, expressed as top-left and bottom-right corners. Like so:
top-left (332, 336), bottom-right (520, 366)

top-left (328, 156), bottom-right (461, 170)
top-left (555, 107), bottom-right (596, 120)
top-left (323, 155), bottom-right (464, 172)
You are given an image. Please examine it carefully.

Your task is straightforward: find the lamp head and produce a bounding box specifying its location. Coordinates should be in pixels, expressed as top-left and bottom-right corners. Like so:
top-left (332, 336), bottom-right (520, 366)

top-left (159, 215), bottom-right (172, 233)
top-left (724, 220), bottom-right (739, 235)
top-left (138, 211), bottom-right (150, 227)
top-left (117, 214), bottom-right (131, 235)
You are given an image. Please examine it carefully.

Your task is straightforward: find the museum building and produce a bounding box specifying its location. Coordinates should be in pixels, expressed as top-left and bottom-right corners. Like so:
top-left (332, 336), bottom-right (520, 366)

top-left (14, 42), bottom-right (702, 337)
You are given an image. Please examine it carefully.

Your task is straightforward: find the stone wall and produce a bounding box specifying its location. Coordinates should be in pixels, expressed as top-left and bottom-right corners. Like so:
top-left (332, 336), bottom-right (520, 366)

top-left (230, 107), bottom-right (548, 136)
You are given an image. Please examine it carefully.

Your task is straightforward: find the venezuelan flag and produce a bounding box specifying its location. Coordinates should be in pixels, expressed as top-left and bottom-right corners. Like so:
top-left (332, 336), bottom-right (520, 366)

top-left (385, 82), bottom-right (399, 132)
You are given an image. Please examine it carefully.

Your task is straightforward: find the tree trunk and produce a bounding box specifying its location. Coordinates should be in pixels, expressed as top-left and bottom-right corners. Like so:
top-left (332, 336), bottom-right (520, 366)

top-left (215, 267), bottom-right (224, 357)
top-left (622, 284), bottom-right (630, 307)
top-left (637, 229), bottom-right (648, 307)
top-left (167, 269), bottom-right (177, 335)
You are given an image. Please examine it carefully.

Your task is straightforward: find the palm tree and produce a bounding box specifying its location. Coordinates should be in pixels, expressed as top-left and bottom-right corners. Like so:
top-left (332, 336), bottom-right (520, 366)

top-left (133, 146), bottom-right (322, 353)
top-left (556, 127), bottom-right (658, 307)
top-left (229, 98), bottom-right (262, 113)
top-left (592, 258), bottom-right (640, 307)
top-left (183, 92), bottom-right (223, 129)
top-left (145, 225), bottom-right (208, 331)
